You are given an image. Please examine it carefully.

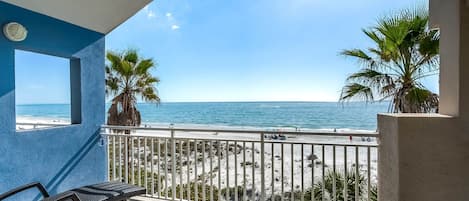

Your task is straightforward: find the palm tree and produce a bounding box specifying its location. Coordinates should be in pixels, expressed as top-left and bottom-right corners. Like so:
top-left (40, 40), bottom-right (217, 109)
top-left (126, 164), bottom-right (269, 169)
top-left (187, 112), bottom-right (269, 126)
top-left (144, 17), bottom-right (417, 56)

top-left (105, 49), bottom-right (160, 126)
top-left (340, 8), bottom-right (439, 113)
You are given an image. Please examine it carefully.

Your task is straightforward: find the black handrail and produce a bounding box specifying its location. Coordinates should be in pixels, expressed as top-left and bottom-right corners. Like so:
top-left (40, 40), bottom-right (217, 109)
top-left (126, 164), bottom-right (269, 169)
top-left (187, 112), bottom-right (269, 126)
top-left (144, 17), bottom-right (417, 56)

top-left (0, 182), bottom-right (49, 200)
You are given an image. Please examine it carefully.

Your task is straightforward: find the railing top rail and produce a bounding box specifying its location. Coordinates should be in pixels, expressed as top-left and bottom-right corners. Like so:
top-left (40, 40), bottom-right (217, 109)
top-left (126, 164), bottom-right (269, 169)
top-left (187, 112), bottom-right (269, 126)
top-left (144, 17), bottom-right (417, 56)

top-left (16, 122), bottom-right (69, 127)
top-left (101, 133), bottom-right (378, 147)
top-left (101, 125), bottom-right (379, 137)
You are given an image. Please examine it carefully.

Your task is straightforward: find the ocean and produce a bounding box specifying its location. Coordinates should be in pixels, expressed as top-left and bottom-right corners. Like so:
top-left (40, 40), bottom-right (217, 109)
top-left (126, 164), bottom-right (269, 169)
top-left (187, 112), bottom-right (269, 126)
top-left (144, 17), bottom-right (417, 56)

top-left (16, 102), bottom-right (389, 131)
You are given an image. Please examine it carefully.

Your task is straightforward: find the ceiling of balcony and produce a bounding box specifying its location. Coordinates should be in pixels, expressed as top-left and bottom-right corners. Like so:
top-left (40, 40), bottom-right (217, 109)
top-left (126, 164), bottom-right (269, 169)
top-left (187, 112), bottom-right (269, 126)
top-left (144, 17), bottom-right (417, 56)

top-left (2, 0), bottom-right (152, 34)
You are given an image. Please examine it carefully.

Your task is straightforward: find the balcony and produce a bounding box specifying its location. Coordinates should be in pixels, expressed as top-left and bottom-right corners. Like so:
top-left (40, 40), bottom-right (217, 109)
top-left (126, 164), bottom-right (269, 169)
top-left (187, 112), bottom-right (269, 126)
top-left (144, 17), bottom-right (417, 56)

top-left (4, 1), bottom-right (469, 200)
top-left (101, 125), bottom-right (378, 201)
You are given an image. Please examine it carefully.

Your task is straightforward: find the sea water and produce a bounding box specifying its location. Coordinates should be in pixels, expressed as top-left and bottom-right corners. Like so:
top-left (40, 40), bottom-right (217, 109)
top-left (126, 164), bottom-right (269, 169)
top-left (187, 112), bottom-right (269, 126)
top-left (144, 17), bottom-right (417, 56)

top-left (16, 101), bottom-right (389, 131)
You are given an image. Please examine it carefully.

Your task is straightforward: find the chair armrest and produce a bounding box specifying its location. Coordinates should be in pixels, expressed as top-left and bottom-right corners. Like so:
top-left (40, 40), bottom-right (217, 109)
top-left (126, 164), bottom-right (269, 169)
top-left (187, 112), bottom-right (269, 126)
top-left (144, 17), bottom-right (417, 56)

top-left (42, 192), bottom-right (81, 201)
top-left (0, 182), bottom-right (50, 200)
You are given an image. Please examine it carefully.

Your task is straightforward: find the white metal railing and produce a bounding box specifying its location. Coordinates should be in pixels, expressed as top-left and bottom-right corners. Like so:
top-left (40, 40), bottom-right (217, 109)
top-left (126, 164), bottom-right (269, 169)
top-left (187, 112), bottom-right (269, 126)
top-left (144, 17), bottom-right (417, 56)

top-left (101, 125), bottom-right (379, 201)
top-left (16, 122), bottom-right (70, 130)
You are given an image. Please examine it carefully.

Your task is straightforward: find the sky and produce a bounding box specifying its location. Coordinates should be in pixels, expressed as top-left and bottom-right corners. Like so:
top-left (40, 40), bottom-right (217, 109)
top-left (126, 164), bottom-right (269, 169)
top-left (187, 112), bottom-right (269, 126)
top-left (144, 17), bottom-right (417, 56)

top-left (15, 0), bottom-right (436, 104)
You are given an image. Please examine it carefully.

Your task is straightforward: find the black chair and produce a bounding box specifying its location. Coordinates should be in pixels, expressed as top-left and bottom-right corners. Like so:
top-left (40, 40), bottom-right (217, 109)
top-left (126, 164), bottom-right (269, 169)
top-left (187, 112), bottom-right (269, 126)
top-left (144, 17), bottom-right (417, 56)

top-left (0, 182), bottom-right (80, 201)
top-left (42, 192), bottom-right (81, 201)
top-left (0, 181), bottom-right (146, 201)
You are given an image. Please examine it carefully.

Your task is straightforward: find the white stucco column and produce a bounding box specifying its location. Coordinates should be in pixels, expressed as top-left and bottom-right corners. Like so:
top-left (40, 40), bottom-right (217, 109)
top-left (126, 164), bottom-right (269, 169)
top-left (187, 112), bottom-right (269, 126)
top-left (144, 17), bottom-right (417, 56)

top-left (432, 0), bottom-right (461, 116)
top-left (378, 1), bottom-right (469, 201)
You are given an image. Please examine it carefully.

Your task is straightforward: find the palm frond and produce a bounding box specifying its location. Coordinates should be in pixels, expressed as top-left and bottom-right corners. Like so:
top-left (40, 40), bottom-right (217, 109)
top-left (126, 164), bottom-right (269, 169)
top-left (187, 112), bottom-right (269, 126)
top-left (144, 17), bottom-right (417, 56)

top-left (340, 83), bottom-right (374, 102)
top-left (123, 49), bottom-right (139, 64)
top-left (341, 49), bottom-right (377, 68)
top-left (340, 7), bottom-right (439, 113)
top-left (135, 59), bottom-right (155, 75)
top-left (363, 29), bottom-right (383, 45)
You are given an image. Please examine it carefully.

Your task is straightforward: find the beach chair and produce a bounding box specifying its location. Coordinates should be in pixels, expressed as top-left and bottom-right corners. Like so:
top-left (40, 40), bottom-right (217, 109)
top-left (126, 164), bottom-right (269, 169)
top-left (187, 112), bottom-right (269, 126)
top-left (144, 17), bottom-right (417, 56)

top-left (0, 181), bottom-right (146, 201)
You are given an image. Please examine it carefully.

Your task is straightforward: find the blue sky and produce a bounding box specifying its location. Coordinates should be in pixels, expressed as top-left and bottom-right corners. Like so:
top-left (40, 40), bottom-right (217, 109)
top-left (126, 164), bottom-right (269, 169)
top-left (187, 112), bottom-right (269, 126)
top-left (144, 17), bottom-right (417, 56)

top-left (15, 0), bottom-right (435, 104)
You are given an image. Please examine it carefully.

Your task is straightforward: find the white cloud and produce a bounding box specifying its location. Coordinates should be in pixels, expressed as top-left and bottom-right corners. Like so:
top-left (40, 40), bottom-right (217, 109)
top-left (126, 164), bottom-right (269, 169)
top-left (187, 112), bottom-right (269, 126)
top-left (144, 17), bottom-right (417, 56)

top-left (147, 10), bottom-right (156, 19)
top-left (140, 5), bottom-right (181, 31)
top-left (143, 5), bottom-right (156, 19)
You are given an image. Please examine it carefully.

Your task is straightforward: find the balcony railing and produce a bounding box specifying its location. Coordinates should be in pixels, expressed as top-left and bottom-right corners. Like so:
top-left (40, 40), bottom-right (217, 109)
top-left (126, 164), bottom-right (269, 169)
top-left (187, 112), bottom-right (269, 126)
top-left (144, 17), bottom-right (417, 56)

top-left (16, 122), bottom-right (70, 130)
top-left (101, 125), bottom-right (378, 201)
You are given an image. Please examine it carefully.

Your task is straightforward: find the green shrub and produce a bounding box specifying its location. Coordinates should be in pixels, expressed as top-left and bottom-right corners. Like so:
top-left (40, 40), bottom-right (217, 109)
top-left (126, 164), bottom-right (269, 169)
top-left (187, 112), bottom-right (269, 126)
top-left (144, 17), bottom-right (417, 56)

top-left (168, 182), bottom-right (221, 201)
top-left (268, 169), bottom-right (377, 201)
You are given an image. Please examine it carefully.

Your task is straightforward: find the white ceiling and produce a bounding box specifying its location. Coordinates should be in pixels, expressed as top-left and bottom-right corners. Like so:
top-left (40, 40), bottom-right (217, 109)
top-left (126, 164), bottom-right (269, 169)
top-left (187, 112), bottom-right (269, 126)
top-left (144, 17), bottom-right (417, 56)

top-left (3, 0), bottom-right (152, 34)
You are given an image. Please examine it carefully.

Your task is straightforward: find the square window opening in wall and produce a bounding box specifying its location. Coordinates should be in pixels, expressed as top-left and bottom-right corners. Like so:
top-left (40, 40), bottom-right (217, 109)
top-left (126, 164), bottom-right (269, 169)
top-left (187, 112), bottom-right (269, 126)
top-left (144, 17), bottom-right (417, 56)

top-left (15, 49), bottom-right (81, 131)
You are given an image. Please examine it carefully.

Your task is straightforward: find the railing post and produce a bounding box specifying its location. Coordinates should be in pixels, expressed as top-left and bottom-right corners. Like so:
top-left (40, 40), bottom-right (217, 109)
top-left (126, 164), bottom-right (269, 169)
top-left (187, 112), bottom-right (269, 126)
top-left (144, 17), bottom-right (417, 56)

top-left (171, 128), bottom-right (176, 201)
top-left (260, 132), bottom-right (266, 201)
top-left (124, 135), bottom-right (128, 184)
top-left (105, 129), bottom-right (110, 181)
top-left (112, 136), bottom-right (116, 181)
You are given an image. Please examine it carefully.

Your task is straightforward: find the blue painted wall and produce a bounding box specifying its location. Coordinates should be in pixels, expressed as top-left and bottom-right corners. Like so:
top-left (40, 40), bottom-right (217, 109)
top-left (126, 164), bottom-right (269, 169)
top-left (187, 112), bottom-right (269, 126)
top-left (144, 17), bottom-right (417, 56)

top-left (0, 2), bottom-right (107, 200)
